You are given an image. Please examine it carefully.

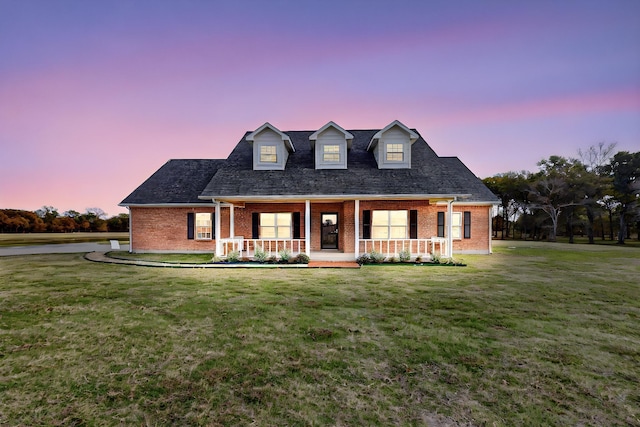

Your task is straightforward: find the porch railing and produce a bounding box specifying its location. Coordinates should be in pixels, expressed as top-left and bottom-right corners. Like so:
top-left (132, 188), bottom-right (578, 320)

top-left (219, 238), bottom-right (305, 260)
top-left (360, 238), bottom-right (447, 259)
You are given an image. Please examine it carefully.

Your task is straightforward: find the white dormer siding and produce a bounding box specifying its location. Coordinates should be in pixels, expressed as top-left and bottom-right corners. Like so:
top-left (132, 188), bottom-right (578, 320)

top-left (246, 123), bottom-right (294, 171)
top-left (367, 120), bottom-right (419, 169)
top-left (309, 121), bottom-right (353, 170)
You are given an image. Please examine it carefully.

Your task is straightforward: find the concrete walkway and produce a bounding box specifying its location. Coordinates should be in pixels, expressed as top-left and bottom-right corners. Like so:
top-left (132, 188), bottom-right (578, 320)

top-left (85, 252), bottom-right (360, 268)
top-left (0, 243), bottom-right (130, 256)
top-left (2, 244), bottom-right (360, 268)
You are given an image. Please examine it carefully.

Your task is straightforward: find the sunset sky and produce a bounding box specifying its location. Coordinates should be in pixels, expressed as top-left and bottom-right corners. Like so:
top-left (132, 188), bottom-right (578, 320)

top-left (1, 0), bottom-right (639, 217)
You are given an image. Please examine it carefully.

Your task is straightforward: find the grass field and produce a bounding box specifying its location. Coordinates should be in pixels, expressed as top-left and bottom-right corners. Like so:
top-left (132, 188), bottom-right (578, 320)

top-left (1, 241), bottom-right (638, 426)
top-left (0, 232), bottom-right (129, 247)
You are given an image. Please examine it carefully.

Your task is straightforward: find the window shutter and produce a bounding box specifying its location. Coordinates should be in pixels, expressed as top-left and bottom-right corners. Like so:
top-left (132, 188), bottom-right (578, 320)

top-left (252, 213), bottom-right (259, 239)
top-left (409, 210), bottom-right (418, 239)
top-left (464, 211), bottom-right (471, 239)
top-left (211, 213), bottom-right (216, 239)
top-left (187, 213), bottom-right (194, 240)
top-left (292, 212), bottom-right (301, 239)
top-left (362, 210), bottom-right (371, 239)
top-left (437, 212), bottom-right (445, 237)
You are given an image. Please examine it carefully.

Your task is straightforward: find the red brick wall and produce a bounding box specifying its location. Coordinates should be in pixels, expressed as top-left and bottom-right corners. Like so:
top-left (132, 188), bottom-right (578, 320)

top-left (130, 207), bottom-right (219, 252)
top-left (432, 204), bottom-right (491, 253)
top-left (130, 202), bottom-right (492, 254)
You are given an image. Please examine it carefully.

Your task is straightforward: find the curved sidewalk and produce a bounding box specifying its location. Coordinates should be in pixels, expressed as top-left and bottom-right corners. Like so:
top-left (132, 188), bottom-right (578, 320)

top-left (0, 243), bottom-right (130, 256)
top-left (84, 252), bottom-right (359, 268)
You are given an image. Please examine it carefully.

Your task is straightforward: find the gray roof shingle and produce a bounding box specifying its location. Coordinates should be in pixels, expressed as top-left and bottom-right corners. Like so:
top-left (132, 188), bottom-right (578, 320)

top-left (120, 129), bottom-right (498, 205)
top-left (120, 159), bottom-right (224, 205)
top-left (199, 130), bottom-right (498, 202)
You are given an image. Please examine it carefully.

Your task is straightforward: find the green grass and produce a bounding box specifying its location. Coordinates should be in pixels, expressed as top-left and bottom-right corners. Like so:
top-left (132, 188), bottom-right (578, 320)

top-left (0, 232), bottom-right (129, 247)
top-left (0, 241), bottom-right (638, 426)
top-left (109, 251), bottom-right (213, 264)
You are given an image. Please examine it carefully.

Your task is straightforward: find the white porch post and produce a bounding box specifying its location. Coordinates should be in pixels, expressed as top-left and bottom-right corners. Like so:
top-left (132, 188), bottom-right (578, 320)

top-left (447, 199), bottom-right (454, 258)
top-left (215, 201), bottom-right (221, 256)
top-left (354, 199), bottom-right (360, 258)
top-left (305, 200), bottom-right (310, 255)
top-left (229, 204), bottom-right (235, 237)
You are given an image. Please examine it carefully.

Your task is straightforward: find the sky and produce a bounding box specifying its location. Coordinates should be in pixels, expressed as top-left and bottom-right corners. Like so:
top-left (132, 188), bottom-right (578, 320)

top-left (1, 0), bottom-right (639, 217)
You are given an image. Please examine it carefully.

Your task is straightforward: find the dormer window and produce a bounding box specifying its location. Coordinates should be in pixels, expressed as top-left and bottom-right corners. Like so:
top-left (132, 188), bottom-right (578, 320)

top-left (367, 120), bottom-right (419, 169)
top-left (386, 143), bottom-right (404, 162)
top-left (323, 145), bottom-right (341, 163)
top-left (260, 145), bottom-right (277, 163)
top-left (310, 121), bottom-right (353, 170)
top-left (246, 122), bottom-right (295, 171)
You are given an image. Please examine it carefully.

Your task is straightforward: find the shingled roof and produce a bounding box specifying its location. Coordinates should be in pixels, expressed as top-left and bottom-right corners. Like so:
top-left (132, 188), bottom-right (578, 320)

top-left (120, 159), bottom-right (224, 205)
top-left (199, 129), bottom-right (498, 202)
top-left (120, 129), bottom-right (498, 206)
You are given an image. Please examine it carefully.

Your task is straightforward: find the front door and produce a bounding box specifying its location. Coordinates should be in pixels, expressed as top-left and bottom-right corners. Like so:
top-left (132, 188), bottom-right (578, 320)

top-left (321, 213), bottom-right (338, 249)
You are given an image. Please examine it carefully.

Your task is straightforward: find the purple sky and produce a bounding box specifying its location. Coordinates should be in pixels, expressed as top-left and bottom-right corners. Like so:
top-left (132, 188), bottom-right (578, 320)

top-left (1, 0), bottom-right (639, 217)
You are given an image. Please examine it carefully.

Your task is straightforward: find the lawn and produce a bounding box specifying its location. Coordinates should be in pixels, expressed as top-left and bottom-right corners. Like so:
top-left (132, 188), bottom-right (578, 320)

top-left (0, 242), bottom-right (638, 426)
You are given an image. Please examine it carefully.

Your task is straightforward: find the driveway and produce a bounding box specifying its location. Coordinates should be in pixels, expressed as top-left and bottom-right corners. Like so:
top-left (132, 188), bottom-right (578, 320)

top-left (0, 243), bottom-right (130, 256)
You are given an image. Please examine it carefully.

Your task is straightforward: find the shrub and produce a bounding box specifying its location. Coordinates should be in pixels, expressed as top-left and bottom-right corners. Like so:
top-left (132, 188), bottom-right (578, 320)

top-left (356, 253), bottom-right (371, 265)
top-left (278, 248), bottom-right (292, 263)
top-left (226, 250), bottom-right (240, 263)
top-left (414, 255), bottom-right (422, 263)
top-left (430, 253), bottom-right (440, 264)
top-left (293, 253), bottom-right (310, 264)
top-left (399, 249), bottom-right (411, 262)
top-left (388, 256), bottom-right (398, 263)
top-left (253, 245), bottom-right (268, 263)
top-left (369, 249), bottom-right (385, 264)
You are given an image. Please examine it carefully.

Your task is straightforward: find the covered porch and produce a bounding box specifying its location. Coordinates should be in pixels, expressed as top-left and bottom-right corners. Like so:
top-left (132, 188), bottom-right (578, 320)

top-left (212, 196), bottom-right (459, 261)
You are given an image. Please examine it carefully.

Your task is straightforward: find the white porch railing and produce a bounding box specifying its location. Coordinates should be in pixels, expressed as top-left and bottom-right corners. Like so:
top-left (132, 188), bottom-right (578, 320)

top-left (219, 238), bottom-right (305, 259)
top-left (360, 238), bottom-right (447, 259)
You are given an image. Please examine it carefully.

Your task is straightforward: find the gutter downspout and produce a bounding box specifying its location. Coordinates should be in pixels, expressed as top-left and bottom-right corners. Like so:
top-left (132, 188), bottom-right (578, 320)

top-left (127, 207), bottom-right (132, 253)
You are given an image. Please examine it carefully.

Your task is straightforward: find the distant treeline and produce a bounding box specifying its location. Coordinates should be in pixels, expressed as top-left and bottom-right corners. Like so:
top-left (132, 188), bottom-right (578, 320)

top-left (483, 145), bottom-right (640, 244)
top-left (0, 206), bottom-right (128, 233)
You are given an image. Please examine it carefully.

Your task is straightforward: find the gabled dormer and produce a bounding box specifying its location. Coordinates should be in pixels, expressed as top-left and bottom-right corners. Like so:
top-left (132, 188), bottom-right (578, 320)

top-left (367, 120), bottom-right (419, 169)
top-left (246, 122), bottom-right (295, 170)
top-left (309, 121), bottom-right (354, 170)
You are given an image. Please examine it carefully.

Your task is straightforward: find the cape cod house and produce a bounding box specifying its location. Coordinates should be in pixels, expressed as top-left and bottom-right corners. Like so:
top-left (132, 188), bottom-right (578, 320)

top-left (120, 120), bottom-right (498, 260)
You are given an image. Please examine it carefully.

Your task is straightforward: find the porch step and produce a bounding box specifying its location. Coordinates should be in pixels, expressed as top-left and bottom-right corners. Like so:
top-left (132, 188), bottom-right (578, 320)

top-left (308, 261), bottom-right (360, 269)
top-left (309, 251), bottom-right (356, 261)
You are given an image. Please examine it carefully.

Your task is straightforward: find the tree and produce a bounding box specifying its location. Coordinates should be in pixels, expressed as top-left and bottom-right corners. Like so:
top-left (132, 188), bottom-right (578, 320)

top-left (578, 143), bottom-right (616, 243)
top-left (529, 156), bottom-right (584, 242)
top-left (35, 206), bottom-right (59, 230)
top-left (604, 151), bottom-right (640, 244)
top-left (483, 172), bottom-right (529, 239)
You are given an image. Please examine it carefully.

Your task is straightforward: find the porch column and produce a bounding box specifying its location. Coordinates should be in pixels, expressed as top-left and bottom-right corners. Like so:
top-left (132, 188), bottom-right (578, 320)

top-left (354, 199), bottom-right (360, 258)
top-left (229, 204), bottom-right (235, 237)
top-left (447, 199), bottom-right (454, 258)
top-left (215, 201), bottom-right (221, 256)
top-left (305, 200), bottom-right (310, 255)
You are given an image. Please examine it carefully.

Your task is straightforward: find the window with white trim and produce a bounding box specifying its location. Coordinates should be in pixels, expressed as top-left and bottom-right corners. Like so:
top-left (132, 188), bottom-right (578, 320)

top-left (386, 143), bottom-right (404, 162)
top-left (452, 212), bottom-right (462, 239)
top-left (323, 144), bottom-right (340, 162)
top-left (260, 213), bottom-right (292, 239)
top-left (372, 210), bottom-right (407, 239)
top-left (260, 145), bottom-right (277, 163)
top-left (195, 213), bottom-right (212, 240)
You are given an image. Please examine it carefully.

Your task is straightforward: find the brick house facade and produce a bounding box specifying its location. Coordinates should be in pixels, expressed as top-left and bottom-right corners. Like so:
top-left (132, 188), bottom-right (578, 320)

top-left (121, 121), bottom-right (498, 260)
